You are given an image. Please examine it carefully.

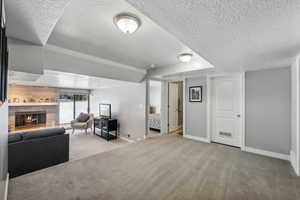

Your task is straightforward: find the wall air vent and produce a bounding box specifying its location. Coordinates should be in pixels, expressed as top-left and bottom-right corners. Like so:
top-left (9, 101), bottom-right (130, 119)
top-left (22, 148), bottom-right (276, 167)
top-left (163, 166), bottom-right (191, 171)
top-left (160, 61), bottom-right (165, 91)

top-left (219, 131), bottom-right (232, 137)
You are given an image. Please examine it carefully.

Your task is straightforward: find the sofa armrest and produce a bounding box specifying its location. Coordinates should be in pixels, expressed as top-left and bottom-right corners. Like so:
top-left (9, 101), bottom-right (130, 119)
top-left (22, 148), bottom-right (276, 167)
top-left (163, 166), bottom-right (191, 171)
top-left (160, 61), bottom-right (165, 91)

top-left (86, 118), bottom-right (94, 128)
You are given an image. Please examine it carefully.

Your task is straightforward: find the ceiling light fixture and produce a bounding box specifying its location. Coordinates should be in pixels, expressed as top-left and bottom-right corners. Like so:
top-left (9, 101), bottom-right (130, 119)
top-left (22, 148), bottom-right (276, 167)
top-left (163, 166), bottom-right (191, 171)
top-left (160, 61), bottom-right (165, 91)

top-left (178, 53), bottom-right (193, 63)
top-left (114, 13), bottom-right (141, 34)
top-left (149, 64), bottom-right (156, 68)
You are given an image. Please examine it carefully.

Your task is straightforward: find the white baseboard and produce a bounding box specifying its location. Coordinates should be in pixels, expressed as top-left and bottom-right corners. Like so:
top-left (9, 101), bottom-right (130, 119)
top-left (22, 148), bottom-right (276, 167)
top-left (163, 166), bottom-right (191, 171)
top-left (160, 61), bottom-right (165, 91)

top-left (120, 136), bottom-right (135, 143)
top-left (183, 135), bottom-right (210, 143)
top-left (4, 173), bottom-right (8, 200)
top-left (290, 150), bottom-right (299, 176)
top-left (244, 146), bottom-right (290, 161)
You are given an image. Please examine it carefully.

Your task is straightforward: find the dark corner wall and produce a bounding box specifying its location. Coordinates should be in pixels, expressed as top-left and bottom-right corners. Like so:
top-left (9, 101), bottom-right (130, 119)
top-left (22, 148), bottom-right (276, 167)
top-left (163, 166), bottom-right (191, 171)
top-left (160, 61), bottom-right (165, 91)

top-left (245, 67), bottom-right (291, 154)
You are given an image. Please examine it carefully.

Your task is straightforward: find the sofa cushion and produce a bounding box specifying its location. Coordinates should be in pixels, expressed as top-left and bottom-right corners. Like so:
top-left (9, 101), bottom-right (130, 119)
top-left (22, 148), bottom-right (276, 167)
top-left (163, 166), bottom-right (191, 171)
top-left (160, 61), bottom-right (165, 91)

top-left (8, 133), bottom-right (22, 144)
top-left (76, 113), bottom-right (90, 122)
top-left (22, 128), bottom-right (65, 141)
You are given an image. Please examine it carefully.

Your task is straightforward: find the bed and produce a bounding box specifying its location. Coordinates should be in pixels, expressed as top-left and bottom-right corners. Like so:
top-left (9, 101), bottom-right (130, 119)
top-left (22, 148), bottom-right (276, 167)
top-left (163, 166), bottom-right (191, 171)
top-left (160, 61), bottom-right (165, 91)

top-left (149, 113), bottom-right (161, 131)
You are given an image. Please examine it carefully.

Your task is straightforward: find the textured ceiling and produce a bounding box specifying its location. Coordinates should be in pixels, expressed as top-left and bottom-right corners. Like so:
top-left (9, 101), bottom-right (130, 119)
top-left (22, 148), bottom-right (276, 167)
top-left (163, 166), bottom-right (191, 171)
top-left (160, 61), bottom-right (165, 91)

top-left (7, 0), bottom-right (298, 76)
top-left (126, 0), bottom-right (300, 71)
top-left (6, 0), bottom-right (213, 75)
top-left (6, 0), bottom-right (71, 45)
top-left (47, 0), bottom-right (208, 69)
top-left (9, 70), bottom-right (138, 90)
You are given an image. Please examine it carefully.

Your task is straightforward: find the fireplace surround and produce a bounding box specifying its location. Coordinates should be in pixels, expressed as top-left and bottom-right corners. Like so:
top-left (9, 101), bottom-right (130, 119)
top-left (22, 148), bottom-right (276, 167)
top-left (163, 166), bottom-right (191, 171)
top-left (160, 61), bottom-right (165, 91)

top-left (9, 104), bottom-right (59, 132)
top-left (15, 111), bottom-right (46, 130)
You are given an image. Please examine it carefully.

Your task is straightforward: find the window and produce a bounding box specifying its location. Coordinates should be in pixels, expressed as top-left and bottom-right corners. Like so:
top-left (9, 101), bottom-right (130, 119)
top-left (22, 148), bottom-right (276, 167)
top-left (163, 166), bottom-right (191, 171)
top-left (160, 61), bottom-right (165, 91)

top-left (58, 93), bottom-right (90, 125)
top-left (58, 94), bottom-right (74, 125)
top-left (75, 94), bottom-right (89, 118)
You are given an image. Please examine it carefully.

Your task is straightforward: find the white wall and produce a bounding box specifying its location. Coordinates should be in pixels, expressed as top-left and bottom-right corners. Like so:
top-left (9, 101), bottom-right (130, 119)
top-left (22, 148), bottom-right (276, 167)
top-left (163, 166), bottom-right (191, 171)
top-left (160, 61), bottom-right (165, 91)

top-left (291, 56), bottom-right (300, 175)
top-left (160, 81), bottom-right (168, 134)
top-left (90, 82), bottom-right (146, 140)
top-left (149, 81), bottom-right (161, 113)
top-left (0, 103), bottom-right (8, 199)
top-left (8, 38), bottom-right (147, 82)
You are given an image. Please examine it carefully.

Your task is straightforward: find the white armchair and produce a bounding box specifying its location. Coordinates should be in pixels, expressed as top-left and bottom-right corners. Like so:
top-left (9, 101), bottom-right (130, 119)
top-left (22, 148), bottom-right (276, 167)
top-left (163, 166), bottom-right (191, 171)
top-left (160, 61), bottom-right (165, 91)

top-left (71, 113), bottom-right (94, 134)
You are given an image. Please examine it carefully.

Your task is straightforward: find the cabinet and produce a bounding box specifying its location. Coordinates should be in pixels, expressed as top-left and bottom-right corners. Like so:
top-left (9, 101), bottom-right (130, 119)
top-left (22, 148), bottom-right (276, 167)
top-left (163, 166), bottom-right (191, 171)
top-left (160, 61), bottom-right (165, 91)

top-left (94, 117), bottom-right (118, 141)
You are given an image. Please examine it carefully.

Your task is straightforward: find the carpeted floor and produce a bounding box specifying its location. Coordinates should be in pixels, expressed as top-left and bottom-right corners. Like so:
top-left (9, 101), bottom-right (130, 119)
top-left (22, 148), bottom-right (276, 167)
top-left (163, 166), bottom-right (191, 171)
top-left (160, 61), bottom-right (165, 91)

top-left (8, 135), bottom-right (300, 200)
top-left (69, 132), bottom-right (129, 161)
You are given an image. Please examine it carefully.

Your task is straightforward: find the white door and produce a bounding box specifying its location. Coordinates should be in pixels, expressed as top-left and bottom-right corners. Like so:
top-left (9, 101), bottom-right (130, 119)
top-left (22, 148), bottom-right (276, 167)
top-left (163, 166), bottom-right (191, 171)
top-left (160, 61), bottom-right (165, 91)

top-left (169, 83), bottom-right (179, 132)
top-left (211, 75), bottom-right (242, 147)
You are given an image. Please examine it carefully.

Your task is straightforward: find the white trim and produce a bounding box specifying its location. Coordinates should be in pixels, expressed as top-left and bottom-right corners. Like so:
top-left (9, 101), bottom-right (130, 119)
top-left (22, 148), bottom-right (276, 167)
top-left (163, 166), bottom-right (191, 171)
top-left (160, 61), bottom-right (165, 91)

top-left (244, 147), bottom-right (290, 161)
top-left (145, 79), bottom-right (150, 137)
top-left (45, 44), bottom-right (147, 74)
top-left (206, 73), bottom-right (245, 149)
top-left (291, 56), bottom-right (300, 176)
top-left (8, 102), bottom-right (58, 107)
top-left (4, 173), bottom-right (8, 200)
top-left (120, 136), bottom-right (135, 143)
top-left (295, 55), bottom-right (300, 175)
top-left (146, 79), bottom-right (166, 135)
top-left (184, 134), bottom-right (210, 143)
top-left (240, 72), bottom-right (246, 151)
top-left (167, 79), bottom-right (185, 135)
top-left (160, 81), bottom-right (168, 134)
top-left (290, 150), bottom-right (299, 176)
top-left (206, 76), bottom-right (211, 143)
top-left (182, 78), bottom-right (186, 136)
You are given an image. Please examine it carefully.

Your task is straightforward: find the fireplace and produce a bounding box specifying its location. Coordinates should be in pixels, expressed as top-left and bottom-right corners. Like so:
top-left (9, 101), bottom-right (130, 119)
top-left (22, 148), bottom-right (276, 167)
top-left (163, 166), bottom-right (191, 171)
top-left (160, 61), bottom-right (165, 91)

top-left (15, 111), bottom-right (47, 130)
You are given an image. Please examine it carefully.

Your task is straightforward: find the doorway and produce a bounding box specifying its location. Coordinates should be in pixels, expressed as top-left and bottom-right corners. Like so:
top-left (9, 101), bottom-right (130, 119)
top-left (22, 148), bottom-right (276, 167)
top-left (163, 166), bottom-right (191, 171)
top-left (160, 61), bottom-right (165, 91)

top-left (208, 74), bottom-right (245, 148)
top-left (168, 81), bottom-right (183, 135)
top-left (147, 80), bottom-right (162, 138)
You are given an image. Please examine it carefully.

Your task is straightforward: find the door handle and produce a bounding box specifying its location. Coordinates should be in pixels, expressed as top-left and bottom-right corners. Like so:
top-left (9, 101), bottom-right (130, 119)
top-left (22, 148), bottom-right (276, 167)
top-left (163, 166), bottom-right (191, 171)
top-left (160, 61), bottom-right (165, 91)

top-left (236, 114), bottom-right (241, 118)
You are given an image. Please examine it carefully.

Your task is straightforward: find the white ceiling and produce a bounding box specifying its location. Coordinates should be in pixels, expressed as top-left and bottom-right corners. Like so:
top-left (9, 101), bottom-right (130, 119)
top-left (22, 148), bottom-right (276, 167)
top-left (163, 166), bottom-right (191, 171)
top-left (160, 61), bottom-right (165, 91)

top-left (9, 70), bottom-right (138, 90)
top-left (6, 0), bottom-right (213, 74)
top-left (5, 0), bottom-right (71, 45)
top-left (127, 0), bottom-right (300, 71)
top-left (47, 0), bottom-right (207, 69)
top-left (6, 0), bottom-right (300, 78)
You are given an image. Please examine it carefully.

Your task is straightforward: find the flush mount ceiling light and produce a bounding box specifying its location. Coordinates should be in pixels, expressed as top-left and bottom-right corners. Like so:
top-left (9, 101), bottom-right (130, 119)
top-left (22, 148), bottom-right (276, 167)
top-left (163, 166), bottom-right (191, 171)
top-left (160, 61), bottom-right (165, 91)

top-left (114, 13), bottom-right (141, 34)
top-left (149, 64), bottom-right (156, 68)
top-left (178, 53), bottom-right (193, 63)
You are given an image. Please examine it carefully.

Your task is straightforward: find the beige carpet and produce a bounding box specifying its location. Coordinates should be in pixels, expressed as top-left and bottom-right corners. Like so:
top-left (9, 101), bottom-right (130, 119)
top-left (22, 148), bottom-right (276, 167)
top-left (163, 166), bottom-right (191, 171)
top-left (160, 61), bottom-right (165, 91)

top-left (8, 135), bottom-right (300, 200)
top-left (69, 133), bottom-right (129, 161)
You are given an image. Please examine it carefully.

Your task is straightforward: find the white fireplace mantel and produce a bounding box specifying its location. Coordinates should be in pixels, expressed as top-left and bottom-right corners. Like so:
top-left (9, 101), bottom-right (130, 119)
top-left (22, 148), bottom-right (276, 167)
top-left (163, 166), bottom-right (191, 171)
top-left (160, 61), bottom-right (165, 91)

top-left (8, 103), bottom-right (58, 107)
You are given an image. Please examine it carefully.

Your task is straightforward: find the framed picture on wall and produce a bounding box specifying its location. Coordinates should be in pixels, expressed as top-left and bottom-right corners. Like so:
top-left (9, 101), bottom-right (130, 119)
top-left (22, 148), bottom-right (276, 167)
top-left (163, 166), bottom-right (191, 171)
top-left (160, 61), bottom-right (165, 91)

top-left (189, 86), bottom-right (202, 102)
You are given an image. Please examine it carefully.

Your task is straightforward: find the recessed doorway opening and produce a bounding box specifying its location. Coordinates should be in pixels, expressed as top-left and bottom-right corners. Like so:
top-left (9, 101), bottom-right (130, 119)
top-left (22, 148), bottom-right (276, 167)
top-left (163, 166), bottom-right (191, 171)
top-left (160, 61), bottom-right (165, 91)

top-left (168, 81), bottom-right (184, 135)
top-left (147, 80), bottom-right (162, 138)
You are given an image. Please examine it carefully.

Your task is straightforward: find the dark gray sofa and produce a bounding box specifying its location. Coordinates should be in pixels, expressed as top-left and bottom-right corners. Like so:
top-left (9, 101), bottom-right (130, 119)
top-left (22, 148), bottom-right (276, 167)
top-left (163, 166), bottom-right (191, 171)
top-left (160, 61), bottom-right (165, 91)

top-left (8, 128), bottom-right (69, 178)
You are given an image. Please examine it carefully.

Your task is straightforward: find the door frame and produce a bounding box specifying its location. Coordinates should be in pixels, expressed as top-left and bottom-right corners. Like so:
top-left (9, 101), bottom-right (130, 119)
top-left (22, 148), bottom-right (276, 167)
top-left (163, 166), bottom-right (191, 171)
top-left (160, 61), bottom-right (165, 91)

top-left (168, 82), bottom-right (180, 132)
top-left (145, 78), bottom-right (165, 137)
top-left (206, 72), bottom-right (245, 150)
top-left (167, 79), bottom-right (186, 135)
